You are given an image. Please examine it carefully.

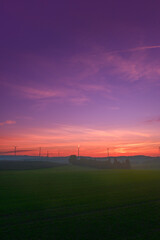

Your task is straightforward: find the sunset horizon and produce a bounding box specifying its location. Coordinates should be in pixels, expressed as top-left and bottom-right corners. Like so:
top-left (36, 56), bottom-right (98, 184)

top-left (1, 0), bottom-right (160, 158)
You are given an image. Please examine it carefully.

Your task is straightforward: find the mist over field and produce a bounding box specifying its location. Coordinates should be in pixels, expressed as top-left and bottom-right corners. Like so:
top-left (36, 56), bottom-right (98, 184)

top-left (1, 155), bottom-right (160, 170)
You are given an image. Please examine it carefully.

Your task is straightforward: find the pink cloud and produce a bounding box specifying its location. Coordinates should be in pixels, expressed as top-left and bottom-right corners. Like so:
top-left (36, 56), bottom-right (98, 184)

top-left (2, 44), bottom-right (160, 107)
top-left (76, 83), bottom-right (111, 93)
top-left (69, 96), bottom-right (89, 105)
top-left (4, 44), bottom-right (160, 87)
top-left (70, 45), bottom-right (160, 83)
top-left (145, 117), bottom-right (160, 124)
top-left (3, 79), bottom-right (112, 106)
top-left (0, 120), bottom-right (16, 126)
top-left (17, 85), bottom-right (65, 99)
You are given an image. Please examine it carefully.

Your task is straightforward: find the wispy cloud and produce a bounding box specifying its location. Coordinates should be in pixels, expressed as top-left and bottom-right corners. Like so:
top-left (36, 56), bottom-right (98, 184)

top-left (69, 96), bottom-right (90, 105)
top-left (3, 79), bottom-right (112, 106)
top-left (15, 85), bottom-right (65, 99)
top-left (145, 117), bottom-right (160, 124)
top-left (113, 141), bottom-right (160, 155)
top-left (112, 45), bottom-right (160, 82)
top-left (2, 44), bottom-right (160, 106)
top-left (15, 116), bottom-right (33, 120)
top-left (1, 81), bottom-right (67, 99)
top-left (105, 53), bottom-right (147, 81)
top-left (35, 125), bottom-right (150, 144)
top-left (75, 83), bottom-right (111, 93)
top-left (108, 106), bottom-right (120, 110)
top-left (0, 120), bottom-right (16, 126)
top-left (70, 45), bottom-right (160, 83)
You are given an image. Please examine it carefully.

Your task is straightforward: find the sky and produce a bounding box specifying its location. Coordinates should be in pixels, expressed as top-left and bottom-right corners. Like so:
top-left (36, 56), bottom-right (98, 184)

top-left (1, 0), bottom-right (160, 157)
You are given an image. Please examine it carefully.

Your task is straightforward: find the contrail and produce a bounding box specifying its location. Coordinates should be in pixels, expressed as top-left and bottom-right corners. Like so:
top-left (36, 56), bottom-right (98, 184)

top-left (111, 45), bottom-right (160, 54)
top-left (125, 45), bottom-right (160, 52)
top-left (113, 45), bottom-right (160, 53)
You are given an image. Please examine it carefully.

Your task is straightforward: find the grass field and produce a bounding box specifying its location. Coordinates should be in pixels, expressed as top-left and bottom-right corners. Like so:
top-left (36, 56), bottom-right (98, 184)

top-left (0, 160), bottom-right (66, 171)
top-left (0, 166), bottom-right (160, 240)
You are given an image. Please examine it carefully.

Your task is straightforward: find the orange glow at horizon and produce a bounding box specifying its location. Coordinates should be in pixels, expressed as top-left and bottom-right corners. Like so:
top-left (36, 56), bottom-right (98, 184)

top-left (0, 125), bottom-right (160, 157)
top-left (0, 140), bottom-right (159, 157)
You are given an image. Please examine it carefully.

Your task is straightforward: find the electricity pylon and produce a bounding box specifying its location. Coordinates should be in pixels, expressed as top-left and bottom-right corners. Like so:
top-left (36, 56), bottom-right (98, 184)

top-left (107, 148), bottom-right (109, 160)
top-left (39, 147), bottom-right (41, 157)
top-left (14, 146), bottom-right (17, 156)
top-left (78, 145), bottom-right (80, 159)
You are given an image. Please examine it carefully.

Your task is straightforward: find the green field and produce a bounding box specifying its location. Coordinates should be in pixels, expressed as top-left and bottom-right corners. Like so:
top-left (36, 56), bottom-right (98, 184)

top-left (0, 166), bottom-right (160, 240)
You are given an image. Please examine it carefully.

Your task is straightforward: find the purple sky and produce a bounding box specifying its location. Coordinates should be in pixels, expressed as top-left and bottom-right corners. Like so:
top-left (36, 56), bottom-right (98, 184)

top-left (1, 0), bottom-right (160, 156)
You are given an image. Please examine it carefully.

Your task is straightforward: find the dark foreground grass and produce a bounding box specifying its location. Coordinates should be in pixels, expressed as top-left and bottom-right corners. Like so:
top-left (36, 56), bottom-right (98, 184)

top-left (0, 160), bottom-right (66, 170)
top-left (0, 166), bottom-right (160, 240)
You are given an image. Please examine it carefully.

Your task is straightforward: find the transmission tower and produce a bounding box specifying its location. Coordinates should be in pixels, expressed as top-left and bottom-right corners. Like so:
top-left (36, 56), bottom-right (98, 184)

top-left (107, 148), bottom-right (109, 160)
top-left (14, 146), bottom-right (17, 156)
top-left (78, 145), bottom-right (79, 158)
top-left (39, 147), bottom-right (41, 157)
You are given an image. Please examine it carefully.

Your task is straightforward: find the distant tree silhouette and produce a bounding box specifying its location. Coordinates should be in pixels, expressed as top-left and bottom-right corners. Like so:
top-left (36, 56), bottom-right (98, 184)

top-left (69, 155), bottom-right (77, 164)
top-left (124, 159), bottom-right (131, 169)
top-left (113, 158), bottom-right (118, 169)
top-left (68, 155), bottom-right (131, 169)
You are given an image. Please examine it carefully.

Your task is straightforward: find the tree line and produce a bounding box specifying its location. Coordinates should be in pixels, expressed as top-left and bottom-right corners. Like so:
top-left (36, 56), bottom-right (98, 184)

top-left (69, 155), bottom-right (131, 169)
